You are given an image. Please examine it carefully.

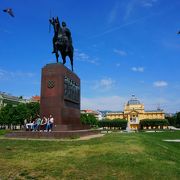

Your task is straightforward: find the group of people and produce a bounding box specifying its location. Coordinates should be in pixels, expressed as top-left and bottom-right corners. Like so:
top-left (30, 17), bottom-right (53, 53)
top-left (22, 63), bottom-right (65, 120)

top-left (25, 115), bottom-right (54, 132)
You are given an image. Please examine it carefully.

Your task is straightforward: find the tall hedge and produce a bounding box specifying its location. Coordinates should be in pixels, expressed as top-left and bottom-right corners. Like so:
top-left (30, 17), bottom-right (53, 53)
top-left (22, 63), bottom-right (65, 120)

top-left (139, 119), bottom-right (169, 129)
top-left (98, 119), bottom-right (127, 130)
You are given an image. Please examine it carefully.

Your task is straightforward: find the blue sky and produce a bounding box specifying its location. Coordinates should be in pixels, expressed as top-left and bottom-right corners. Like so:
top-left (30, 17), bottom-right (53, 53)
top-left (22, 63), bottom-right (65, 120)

top-left (0, 0), bottom-right (180, 113)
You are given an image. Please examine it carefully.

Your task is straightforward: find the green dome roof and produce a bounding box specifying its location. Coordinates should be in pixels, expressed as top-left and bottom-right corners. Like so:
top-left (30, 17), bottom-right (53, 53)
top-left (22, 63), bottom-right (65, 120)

top-left (127, 95), bottom-right (140, 105)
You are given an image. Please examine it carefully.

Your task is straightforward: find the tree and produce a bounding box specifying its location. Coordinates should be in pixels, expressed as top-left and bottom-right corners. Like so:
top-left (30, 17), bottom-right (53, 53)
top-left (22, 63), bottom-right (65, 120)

top-left (26, 102), bottom-right (40, 120)
top-left (80, 113), bottom-right (98, 126)
top-left (0, 102), bottom-right (40, 129)
top-left (0, 104), bottom-right (14, 129)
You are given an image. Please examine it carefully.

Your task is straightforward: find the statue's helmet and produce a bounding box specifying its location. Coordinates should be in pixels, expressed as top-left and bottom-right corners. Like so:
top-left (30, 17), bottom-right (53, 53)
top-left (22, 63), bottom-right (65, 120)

top-left (62, 21), bottom-right (66, 27)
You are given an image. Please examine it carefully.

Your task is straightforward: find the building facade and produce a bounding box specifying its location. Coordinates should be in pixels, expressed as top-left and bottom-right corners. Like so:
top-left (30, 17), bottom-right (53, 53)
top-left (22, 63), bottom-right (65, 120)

top-left (106, 95), bottom-right (165, 130)
top-left (0, 92), bottom-right (21, 109)
top-left (0, 92), bottom-right (30, 109)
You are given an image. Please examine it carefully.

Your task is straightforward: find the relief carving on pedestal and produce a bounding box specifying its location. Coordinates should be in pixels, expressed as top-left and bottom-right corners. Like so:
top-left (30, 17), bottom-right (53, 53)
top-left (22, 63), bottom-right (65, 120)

top-left (64, 76), bottom-right (80, 104)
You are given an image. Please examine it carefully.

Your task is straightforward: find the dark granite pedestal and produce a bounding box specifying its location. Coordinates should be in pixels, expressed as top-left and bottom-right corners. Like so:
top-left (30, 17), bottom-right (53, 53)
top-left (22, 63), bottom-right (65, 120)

top-left (40, 63), bottom-right (84, 131)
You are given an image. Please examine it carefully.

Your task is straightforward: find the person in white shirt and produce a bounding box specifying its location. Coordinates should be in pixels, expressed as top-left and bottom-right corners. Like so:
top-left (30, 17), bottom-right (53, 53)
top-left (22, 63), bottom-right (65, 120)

top-left (46, 115), bottom-right (54, 131)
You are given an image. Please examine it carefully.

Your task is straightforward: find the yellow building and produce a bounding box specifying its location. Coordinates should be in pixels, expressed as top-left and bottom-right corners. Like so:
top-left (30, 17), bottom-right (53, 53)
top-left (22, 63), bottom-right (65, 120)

top-left (106, 95), bottom-right (165, 130)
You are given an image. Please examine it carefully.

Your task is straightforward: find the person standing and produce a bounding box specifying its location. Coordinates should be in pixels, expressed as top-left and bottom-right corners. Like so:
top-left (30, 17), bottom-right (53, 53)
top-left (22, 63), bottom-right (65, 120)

top-left (46, 115), bottom-right (54, 131)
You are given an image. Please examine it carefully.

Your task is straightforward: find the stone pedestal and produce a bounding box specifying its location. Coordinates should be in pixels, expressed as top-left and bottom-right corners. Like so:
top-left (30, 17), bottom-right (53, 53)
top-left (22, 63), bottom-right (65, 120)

top-left (40, 63), bottom-right (83, 130)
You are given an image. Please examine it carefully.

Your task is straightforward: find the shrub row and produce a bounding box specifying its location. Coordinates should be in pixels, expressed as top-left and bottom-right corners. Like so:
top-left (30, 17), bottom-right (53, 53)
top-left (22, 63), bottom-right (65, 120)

top-left (139, 119), bottom-right (169, 129)
top-left (98, 119), bottom-right (128, 130)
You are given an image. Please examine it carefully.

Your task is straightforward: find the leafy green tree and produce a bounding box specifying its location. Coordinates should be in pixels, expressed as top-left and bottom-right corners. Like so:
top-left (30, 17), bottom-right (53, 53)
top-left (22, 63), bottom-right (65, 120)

top-left (0, 104), bottom-right (13, 128)
top-left (13, 103), bottom-right (31, 125)
top-left (26, 102), bottom-right (40, 120)
top-left (0, 102), bottom-right (40, 129)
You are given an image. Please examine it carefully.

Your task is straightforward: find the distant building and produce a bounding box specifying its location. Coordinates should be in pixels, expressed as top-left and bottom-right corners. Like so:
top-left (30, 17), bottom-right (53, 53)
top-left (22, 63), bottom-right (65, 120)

top-left (0, 92), bottom-right (21, 109)
top-left (105, 95), bottom-right (165, 130)
top-left (81, 109), bottom-right (103, 120)
top-left (30, 95), bottom-right (40, 103)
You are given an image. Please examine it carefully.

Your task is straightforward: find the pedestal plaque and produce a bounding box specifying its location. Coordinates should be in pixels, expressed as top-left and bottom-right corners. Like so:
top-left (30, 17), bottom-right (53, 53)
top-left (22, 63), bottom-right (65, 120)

top-left (40, 63), bottom-right (82, 130)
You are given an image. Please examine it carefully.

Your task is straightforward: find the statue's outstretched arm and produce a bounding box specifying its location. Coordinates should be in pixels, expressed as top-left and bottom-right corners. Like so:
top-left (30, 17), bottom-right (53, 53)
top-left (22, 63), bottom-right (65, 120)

top-left (49, 18), bottom-right (55, 25)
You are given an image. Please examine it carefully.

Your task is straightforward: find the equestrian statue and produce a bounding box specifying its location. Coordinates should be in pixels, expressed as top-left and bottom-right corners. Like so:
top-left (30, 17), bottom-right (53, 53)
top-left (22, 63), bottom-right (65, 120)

top-left (49, 17), bottom-right (74, 71)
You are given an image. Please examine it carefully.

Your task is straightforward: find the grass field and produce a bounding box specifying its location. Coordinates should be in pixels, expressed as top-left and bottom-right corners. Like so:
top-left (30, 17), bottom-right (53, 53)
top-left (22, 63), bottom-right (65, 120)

top-left (0, 131), bottom-right (180, 179)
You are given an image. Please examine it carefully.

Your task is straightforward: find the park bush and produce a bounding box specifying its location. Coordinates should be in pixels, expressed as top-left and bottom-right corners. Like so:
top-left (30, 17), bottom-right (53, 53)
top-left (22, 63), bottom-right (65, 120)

top-left (80, 113), bottom-right (98, 126)
top-left (98, 119), bottom-right (128, 130)
top-left (166, 112), bottom-right (180, 128)
top-left (139, 119), bottom-right (169, 129)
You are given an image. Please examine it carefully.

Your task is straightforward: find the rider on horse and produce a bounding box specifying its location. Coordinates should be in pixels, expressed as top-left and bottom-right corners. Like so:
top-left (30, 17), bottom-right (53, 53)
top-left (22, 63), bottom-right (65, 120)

top-left (49, 16), bottom-right (74, 71)
top-left (61, 21), bottom-right (72, 53)
top-left (49, 17), bottom-right (72, 54)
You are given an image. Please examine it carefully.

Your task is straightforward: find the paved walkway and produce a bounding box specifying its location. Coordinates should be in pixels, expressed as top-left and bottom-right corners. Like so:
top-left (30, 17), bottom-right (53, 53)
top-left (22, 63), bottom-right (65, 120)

top-left (0, 133), bottom-right (105, 141)
top-left (168, 126), bottom-right (180, 130)
top-left (78, 133), bottom-right (104, 140)
top-left (163, 139), bottom-right (180, 142)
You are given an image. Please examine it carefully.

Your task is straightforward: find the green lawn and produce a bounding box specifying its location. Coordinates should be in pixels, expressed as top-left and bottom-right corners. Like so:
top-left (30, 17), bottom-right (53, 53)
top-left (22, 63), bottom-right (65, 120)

top-left (0, 131), bottom-right (180, 180)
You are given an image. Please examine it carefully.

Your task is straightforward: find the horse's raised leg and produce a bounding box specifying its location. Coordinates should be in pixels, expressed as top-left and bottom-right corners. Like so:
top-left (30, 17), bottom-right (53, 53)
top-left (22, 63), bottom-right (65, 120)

top-left (70, 56), bottom-right (73, 72)
top-left (62, 55), bottom-right (66, 65)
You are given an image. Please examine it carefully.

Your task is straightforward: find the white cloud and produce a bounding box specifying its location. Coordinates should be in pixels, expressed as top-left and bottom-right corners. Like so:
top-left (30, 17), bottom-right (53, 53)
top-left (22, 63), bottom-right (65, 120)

top-left (116, 63), bottom-right (121, 67)
top-left (90, 15), bottom-right (153, 39)
top-left (141, 0), bottom-right (158, 7)
top-left (131, 67), bottom-right (144, 72)
top-left (93, 78), bottom-right (115, 91)
top-left (114, 49), bottom-right (127, 56)
top-left (0, 27), bottom-right (12, 34)
top-left (0, 68), bottom-right (35, 80)
top-left (81, 96), bottom-right (126, 111)
top-left (75, 49), bottom-right (99, 65)
top-left (77, 52), bottom-right (89, 59)
top-left (124, 0), bottom-right (136, 20)
top-left (153, 81), bottom-right (168, 87)
top-left (107, 2), bottom-right (120, 24)
top-left (124, 0), bottom-right (158, 20)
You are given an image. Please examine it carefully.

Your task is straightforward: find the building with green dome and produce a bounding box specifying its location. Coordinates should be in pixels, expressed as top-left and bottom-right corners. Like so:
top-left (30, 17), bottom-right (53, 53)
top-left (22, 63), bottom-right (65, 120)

top-left (106, 95), bottom-right (165, 130)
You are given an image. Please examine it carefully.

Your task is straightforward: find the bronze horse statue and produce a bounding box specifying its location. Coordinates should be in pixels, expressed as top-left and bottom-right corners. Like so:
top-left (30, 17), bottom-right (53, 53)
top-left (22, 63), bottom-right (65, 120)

top-left (49, 17), bottom-right (74, 71)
